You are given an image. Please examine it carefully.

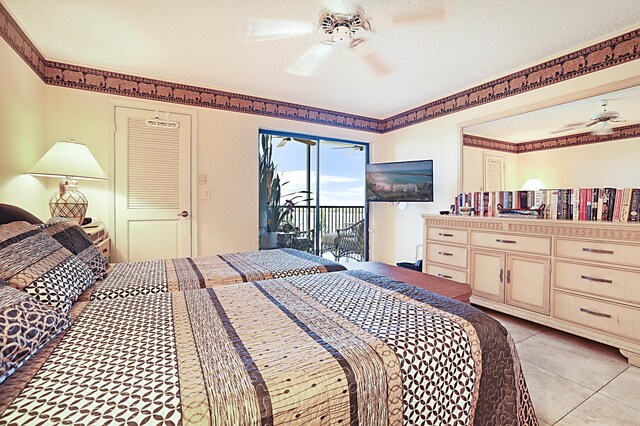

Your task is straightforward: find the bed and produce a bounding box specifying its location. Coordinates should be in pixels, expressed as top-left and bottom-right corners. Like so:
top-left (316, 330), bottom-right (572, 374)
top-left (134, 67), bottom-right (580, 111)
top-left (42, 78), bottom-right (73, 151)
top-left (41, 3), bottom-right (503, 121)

top-left (0, 270), bottom-right (536, 425)
top-left (80, 247), bottom-right (346, 300)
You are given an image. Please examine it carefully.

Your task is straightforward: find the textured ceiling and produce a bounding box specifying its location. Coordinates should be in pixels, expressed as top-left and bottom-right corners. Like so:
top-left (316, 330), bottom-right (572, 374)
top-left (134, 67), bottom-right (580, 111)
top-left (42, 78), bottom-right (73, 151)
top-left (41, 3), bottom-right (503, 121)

top-left (465, 85), bottom-right (640, 143)
top-left (3, 0), bottom-right (640, 117)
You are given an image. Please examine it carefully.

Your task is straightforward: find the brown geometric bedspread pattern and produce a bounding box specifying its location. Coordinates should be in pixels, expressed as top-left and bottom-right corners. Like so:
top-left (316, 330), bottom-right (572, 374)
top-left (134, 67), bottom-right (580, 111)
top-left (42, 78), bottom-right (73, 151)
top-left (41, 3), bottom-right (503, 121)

top-left (0, 271), bottom-right (536, 425)
top-left (83, 248), bottom-right (345, 301)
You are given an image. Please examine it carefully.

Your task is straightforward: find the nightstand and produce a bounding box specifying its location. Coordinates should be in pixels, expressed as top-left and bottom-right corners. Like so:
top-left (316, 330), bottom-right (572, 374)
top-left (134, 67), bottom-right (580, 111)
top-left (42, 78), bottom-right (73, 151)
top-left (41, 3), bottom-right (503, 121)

top-left (82, 223), bottom-right (111, 262)
top-left (95, 238), bottom-right (111, 262)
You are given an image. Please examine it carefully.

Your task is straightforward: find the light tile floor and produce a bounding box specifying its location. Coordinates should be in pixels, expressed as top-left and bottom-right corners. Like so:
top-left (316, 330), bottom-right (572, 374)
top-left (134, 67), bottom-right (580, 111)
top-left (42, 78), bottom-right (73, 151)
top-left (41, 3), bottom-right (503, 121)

top-left (479, 308), bottom-right (640, 426)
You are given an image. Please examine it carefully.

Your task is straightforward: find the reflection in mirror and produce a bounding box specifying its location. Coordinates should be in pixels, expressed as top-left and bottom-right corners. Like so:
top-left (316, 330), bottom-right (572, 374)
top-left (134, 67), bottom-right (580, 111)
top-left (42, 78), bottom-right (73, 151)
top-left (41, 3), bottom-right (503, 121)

top-left (462, 85), bottom-right (640, 193)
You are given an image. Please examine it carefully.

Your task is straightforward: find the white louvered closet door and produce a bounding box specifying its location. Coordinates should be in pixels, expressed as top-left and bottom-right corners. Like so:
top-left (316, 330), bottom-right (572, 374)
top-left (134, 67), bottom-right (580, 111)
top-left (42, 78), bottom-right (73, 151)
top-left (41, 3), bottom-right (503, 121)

top-left (114, 107), bottom-right (192, 262)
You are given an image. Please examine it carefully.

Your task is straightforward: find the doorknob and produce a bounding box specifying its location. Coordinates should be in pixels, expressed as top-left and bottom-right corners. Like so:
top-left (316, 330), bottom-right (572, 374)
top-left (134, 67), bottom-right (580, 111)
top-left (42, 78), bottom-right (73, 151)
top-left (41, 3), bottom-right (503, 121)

top-left (178, 211), bottom-right (189, 217)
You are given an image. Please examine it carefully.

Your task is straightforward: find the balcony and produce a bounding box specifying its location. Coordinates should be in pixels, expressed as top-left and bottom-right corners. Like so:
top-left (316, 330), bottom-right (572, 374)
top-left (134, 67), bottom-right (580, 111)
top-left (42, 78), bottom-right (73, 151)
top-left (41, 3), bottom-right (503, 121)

top-left (276, 205), bottom-right (365, 260)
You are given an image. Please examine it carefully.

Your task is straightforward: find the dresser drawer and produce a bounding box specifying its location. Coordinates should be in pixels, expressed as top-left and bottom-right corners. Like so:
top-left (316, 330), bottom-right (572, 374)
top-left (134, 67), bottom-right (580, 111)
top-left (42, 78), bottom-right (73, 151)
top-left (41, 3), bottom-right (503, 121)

top-left (554, 291), bottom-right (640, 342)
top-left (426, 243), bottom-right (467, 269)
top-left (426, 264), bottom-right (467, 284)
top-left (427, 227), bottom-right (468, 245)
top-left (556, 239), bottom-right (640, 268)
top-left (470, 231), bottom-right (551, 255)
top-left (555, 261), bottom-right (640, 305)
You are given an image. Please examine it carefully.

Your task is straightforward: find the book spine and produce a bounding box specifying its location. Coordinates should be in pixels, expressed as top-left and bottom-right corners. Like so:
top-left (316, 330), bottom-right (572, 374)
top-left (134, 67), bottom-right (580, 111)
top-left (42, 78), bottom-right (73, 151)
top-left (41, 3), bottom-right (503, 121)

top-left (572, 189), bottom-right (579, 221)
top-left (519, 191), bottom-right (528, 209)
top-left (629, 189), bottom-right (640, 222)
top-left (564, 190), bottom-right (571, 220)
top-left (592, 188), bottom-right (599, 220)
top-left (579, 189), bottom-right (587, 221)
top-left (551, 190), bottom-right (558, 220)
top-left (586, 188), bottom-right (592, 221)
top-left (483, 192), bottom-right (489, 217)
top-left (620, 188), bottom-right (631, 222)
top-left (597, 188), bottom-right (604, 221)
top-left (613, 188), bottom-right (623, 221)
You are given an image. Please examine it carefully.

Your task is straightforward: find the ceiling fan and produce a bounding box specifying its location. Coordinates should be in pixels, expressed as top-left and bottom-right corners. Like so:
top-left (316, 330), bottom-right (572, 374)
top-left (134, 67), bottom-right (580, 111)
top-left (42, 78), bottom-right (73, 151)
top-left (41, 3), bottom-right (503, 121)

top-left (245, 0), bottom-right (445, 77)
top-left (276, 137), bottom-right (317, 147)
top-left (551, 100), bottom-right (626, 136)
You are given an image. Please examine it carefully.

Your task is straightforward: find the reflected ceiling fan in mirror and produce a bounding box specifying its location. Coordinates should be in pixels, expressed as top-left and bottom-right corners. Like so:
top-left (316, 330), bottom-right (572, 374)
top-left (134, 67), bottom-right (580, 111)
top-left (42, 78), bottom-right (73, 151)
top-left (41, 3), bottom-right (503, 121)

top-left (245, 0), bottom-right (445, 77)
top-left (551, 99), bottom-right (626, 136)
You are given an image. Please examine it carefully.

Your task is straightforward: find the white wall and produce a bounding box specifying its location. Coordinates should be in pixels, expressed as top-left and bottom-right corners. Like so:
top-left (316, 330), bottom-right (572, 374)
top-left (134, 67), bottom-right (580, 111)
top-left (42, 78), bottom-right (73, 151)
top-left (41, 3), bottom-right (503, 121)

top-left (0, 39), bottom-right (47, 217)
top-left (43, 85), bottom-right (383, 256)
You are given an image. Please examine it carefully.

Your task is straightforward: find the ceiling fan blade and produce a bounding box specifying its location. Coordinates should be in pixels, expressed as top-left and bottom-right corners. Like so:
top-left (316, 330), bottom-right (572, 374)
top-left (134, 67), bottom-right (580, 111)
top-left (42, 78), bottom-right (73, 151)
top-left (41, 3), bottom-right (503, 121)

top-left (245, 19), bottom-right (319, 41)
top-left (293, 138), bottom-right (317, 146)
top-left (286, 42), bottom-right (335, 77)
top-left (352, 40), bottom-right (392, 76)
top-left (277, 137), bottom-right (289, 148)
top-left (321, 0), bottom-right (355, 14)
top-left (585, 120), bottom-right (599, 127)
top-left (549, 122), bottom-right (589, 134)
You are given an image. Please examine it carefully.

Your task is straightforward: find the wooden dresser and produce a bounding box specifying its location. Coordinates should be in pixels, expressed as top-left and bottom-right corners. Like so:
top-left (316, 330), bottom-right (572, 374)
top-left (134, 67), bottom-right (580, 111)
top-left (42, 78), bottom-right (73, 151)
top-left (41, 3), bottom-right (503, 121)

top-left (422, 214), bottom-right (640, 366)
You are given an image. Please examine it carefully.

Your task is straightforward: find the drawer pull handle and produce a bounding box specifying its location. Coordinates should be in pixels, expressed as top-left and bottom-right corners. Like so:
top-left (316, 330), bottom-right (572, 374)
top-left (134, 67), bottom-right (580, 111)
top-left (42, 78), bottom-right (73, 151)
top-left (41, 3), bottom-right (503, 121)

top-left (506, 269), bottom-right (511, 284)
top-left (437, 273), bottom-right (453, 279)
top-left (496, 239), bottom-right (517, 244)
top-left (500, 269), bottom-right (504, 282)
top-left (439, 233), bottom-right (454, 237)
top-left (579, 308), bottom-right (611, 318)
top-left (580, 275), bottom-right (612, 284)
top-left (438, 251), bottom-right (453, 256)
top-left (582, 248), bottom-right (614, 255)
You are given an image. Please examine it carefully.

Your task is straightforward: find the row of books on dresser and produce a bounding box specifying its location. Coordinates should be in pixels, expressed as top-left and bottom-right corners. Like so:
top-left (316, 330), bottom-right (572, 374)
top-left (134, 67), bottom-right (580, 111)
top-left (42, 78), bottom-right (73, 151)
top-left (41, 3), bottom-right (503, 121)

top-left (454, 188), bottom-right (640, 222)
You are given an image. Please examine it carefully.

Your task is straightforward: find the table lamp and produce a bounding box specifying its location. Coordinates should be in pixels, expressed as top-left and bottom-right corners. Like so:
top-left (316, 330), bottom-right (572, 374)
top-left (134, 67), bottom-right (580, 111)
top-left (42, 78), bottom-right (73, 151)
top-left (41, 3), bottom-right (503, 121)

top-left (29, 141), bottom-right (107, 224)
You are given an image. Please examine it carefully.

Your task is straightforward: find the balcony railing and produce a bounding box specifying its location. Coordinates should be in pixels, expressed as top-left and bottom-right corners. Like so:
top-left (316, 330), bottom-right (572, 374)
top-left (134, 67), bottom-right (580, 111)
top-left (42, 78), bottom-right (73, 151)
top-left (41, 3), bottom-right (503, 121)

top-left (287, 205), bottom-right (364, 235)
top-left (279, 205), bottom-right (365, 255)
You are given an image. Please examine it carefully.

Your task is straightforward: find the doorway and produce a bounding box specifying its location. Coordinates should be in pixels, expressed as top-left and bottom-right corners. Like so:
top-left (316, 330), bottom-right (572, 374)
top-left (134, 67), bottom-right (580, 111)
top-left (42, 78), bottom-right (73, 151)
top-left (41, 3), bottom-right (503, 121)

top-left (113, 106), bottom-right (193, 262)
top-left (258, 130), bottom-right (369, 261)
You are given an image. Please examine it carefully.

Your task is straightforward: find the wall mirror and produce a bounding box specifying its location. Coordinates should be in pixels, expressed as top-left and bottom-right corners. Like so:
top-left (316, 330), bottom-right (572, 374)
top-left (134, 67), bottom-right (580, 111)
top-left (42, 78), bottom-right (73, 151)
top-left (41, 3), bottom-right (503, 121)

top-left (462, 84), bottom-right (640, 193)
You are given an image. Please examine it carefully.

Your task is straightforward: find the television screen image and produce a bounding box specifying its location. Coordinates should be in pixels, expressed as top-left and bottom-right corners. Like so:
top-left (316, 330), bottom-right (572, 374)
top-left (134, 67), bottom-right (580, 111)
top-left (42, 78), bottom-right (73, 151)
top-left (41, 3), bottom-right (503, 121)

top-left (366, 160), bottom-right (433, 202)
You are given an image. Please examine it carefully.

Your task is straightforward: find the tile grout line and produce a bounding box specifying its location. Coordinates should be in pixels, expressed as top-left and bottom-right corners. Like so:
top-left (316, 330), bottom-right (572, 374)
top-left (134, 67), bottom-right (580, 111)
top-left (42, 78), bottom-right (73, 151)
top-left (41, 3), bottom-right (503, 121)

top-left (551, 367), bottom-right (630, 425)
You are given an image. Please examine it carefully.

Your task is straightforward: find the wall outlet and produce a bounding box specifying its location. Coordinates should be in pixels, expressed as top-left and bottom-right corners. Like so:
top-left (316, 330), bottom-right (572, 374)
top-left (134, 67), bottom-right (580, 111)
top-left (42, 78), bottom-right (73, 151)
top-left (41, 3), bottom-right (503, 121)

top-left (202, 188), bottom-right (211, 200)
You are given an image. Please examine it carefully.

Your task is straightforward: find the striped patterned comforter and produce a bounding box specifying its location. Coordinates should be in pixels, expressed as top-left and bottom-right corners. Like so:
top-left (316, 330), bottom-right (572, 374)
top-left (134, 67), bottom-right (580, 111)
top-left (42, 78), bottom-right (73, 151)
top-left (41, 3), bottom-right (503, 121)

top-left (81, 248), bottom-right (346, 301)
top-left (0, 270), bottom-right (536, 425)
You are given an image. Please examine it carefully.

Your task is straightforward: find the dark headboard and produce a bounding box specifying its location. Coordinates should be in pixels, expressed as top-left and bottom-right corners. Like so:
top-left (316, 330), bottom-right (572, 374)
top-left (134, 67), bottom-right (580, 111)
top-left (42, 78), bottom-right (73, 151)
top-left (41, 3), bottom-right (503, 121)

top-left (0, 203), bottom-right (44, 225)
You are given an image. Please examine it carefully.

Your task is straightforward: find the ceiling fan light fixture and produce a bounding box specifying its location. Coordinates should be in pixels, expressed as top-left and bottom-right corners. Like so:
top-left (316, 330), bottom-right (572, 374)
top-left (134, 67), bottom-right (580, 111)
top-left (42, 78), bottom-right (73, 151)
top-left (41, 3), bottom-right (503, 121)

top-left (593, 122), bottom-right (614, 136)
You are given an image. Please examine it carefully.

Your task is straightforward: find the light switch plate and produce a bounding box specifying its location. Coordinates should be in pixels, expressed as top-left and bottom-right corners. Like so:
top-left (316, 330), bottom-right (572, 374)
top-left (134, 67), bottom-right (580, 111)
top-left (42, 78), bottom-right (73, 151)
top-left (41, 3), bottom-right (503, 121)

top-left (199, 174), bottom-right (208, 185)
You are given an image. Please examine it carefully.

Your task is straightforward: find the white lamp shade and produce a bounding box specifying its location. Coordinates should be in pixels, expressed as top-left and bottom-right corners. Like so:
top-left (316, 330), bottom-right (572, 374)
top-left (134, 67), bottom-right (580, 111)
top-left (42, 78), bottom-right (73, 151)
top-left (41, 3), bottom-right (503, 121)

top-left (521, 178), bottom-right (545, 191)
top-left (29, 141), bottom-right (107, 181)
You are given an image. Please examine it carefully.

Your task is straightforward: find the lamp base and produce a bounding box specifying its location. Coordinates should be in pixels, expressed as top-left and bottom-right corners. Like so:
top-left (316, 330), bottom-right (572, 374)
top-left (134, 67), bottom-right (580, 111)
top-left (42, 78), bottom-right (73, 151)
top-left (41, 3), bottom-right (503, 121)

top-left (49, 179), bottom-right (88, 225)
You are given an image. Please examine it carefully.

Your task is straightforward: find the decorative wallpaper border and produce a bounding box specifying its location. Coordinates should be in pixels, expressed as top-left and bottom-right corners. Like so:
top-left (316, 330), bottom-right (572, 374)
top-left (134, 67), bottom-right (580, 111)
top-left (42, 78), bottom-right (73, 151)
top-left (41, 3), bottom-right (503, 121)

top-left (464, 123), bottom-right (640, 154)
top-left (462, 134), bottom-right (518, 153)
top-left (1, 3), bottom-right (639, 134)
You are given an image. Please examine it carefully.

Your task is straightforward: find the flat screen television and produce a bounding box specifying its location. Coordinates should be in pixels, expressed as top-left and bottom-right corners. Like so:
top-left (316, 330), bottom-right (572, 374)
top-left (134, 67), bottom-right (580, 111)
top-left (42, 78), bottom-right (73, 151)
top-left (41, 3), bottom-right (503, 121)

top-left (366, 160), bottom-right (433, 202)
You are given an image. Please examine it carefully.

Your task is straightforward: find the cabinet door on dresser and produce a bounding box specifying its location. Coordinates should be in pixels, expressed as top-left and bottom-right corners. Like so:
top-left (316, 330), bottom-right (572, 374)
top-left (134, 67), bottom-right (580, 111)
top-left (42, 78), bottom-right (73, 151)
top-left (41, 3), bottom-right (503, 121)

top-left (506, 254), bottom-right (550, 315)
top-left (470, 249), bottom-right (504, 302)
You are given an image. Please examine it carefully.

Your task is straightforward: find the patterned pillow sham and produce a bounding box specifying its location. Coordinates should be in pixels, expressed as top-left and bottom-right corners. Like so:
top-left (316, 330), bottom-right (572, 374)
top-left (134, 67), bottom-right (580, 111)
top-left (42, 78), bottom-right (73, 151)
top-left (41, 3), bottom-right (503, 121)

top-left (0, 221), bottom-right (95, 313)
top-left (0, 278), bottom-right (71, 384)
top-left (41, 217), bottom-right (108, 280)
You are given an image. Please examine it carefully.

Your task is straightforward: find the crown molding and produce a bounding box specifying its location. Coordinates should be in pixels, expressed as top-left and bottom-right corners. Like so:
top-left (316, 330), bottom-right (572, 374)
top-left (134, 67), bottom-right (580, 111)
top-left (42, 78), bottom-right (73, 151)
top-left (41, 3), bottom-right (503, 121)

top-left (464, 123), bottom-right (640, 153)
top-left (1, 3), bottom-right (638, 134)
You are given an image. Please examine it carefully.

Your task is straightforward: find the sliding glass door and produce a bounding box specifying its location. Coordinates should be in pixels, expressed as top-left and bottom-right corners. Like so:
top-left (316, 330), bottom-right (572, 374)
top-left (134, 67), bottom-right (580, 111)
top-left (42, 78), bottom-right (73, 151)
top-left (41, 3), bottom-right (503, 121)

top-left (258, 130), bottom-right (368, 261)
